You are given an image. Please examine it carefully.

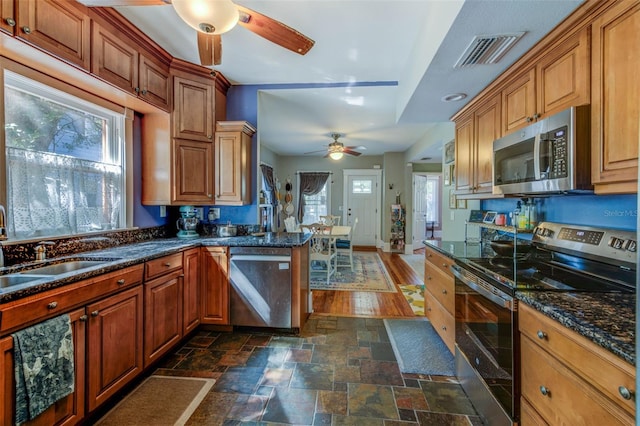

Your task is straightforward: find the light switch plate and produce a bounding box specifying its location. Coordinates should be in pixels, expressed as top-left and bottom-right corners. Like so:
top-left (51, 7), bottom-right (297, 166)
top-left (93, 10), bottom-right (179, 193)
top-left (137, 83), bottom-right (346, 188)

top-left (195, 207), bottom-right (204, 220)
top-left (159, 206), bottom-right (166, 217)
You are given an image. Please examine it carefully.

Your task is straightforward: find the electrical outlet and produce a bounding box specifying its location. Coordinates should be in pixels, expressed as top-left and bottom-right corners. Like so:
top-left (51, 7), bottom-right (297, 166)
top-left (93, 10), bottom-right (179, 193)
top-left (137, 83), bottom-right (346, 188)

top-left (195, 207), bottom-right (204, 220)
top-left (159, 205), bottom-right (166, 217)
top-left (211, 208), bottom-right (220, 220)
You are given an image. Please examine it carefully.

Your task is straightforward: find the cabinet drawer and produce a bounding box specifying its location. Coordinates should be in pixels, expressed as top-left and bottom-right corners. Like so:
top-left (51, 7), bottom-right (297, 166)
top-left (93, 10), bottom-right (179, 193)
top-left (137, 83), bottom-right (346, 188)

top-left (424, 264), bottom-right (454, 313)
top-left (0, 264), bottom-right (143, 334)
top-left (424, 291), bottom-right (454, 354)
top-left (424, 247), bottom-right (454, 278)
top-left (519, 304), bottom-right (635, 415)
top-left (145, 253), bottom-right (183, 280)
top-left (521, 336), bottom-right (633, 425)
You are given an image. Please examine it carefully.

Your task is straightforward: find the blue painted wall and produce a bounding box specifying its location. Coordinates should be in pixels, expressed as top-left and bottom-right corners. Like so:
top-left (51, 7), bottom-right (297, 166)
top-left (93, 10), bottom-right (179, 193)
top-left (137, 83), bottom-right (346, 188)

top-left (482, 194), bottom-right (637, 231)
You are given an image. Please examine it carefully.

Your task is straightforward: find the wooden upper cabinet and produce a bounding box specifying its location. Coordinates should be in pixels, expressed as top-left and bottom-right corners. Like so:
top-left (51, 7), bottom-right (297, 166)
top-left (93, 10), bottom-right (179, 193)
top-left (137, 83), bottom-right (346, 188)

top-left (214, 121), bottom-right (256, 205)
top-left (173, 75), bottom-right (214, 141)
top-left (15, 0), bottom-right (90, 70)
top-left (173, 138), bottom-right (214, 203)
top-left (454, 96), bottom-right (501, 198)
top-left (590, 1), bottom-right (639, 194)
top-left (0, 0), bottom-right (15, 34)
top-left (91, 21), bottom-right (170, 111)
top-left (502, 28), bottom-right (589, 134)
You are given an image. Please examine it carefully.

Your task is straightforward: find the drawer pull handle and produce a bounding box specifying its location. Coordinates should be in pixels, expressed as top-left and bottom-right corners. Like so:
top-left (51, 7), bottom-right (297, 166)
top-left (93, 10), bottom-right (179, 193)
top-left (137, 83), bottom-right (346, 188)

top-left (5, 17), bottom-right (15, 27)
top-left (91, 310), bottom-right (99, 317)
top-left (47, 301), bottom-right (58, 309)
top-left (117, 279), bottom-right (126, 285)
top-left (539, 386), bottom-right (550, 396)
top-left (442, 289), bottom-right (447, 294)
top-left (164, 262), bottom-right (171, 267)
top-left (79, 315), bottom-right (88, 322)
top-left (618, 386), bottom-right (634, 400)
top-left (536, 330), bottom-right (547, 340)
top-left (441, 326), bottom-right (446, 331)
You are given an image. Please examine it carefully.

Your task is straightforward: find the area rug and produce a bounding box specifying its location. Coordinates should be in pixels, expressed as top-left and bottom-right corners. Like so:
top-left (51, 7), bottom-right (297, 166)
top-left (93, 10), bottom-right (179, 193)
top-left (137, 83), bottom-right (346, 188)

top-left (310, 252), bottom-right (396, 292)
top-left (383, 317), bottom-right (455, 376)
top-left (399, 254), bottom-right (425, 281)
top-left (399, 284), bottom-right (425, 316)
top-left (95, 375), bottom-right (215, 425)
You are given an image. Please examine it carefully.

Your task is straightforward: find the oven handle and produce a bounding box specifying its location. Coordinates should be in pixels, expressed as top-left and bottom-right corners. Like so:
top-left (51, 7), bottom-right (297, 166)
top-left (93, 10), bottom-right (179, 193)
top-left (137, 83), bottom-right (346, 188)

top-left (451, 264), bottom-right (513, 310)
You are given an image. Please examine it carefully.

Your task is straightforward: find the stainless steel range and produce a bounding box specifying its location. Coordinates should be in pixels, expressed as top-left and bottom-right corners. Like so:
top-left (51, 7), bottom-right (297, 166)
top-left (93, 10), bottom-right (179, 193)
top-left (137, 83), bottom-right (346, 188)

top-left (452, 222), bottom-right (636, 426)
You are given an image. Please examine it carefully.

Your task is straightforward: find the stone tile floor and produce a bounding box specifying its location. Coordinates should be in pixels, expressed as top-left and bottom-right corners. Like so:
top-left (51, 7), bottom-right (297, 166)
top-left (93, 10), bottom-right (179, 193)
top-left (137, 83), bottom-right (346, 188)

top-left (154, 315), bottom-right (483, 425)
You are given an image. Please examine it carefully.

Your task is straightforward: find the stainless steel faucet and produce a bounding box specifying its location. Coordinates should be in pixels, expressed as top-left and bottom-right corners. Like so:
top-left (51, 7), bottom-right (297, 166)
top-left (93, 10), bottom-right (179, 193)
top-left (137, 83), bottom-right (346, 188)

top-left (35, 241), bottom-right (55, 261)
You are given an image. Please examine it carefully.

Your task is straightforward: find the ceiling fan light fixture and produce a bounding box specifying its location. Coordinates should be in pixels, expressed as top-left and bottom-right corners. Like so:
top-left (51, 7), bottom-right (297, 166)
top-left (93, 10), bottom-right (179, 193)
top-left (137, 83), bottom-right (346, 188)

top-left (172, 0), bottom-right (239, 35)
top-left (329, 151), bottom-right (344, 160)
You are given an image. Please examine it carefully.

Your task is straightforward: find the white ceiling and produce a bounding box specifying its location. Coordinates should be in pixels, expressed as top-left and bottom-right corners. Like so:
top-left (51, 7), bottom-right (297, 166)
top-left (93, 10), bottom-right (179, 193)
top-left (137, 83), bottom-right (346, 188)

top-left (114, 0), bottom-right (584, 162)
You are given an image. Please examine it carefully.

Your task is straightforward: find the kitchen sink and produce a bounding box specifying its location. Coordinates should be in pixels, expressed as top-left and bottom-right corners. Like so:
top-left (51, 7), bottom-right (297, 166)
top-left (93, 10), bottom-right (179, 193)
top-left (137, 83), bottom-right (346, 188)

top-left (19, 260), bottom-right (110, 276)
top-left (0, 274), bottom-right (43, 289)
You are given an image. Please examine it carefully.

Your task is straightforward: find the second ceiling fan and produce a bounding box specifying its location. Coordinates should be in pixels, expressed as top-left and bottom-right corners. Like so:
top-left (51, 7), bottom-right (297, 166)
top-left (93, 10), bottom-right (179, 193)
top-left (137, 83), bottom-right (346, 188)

top-left (79, 0), bottom-right (315, 66)
top-left (305, 133), bottom-right (365, 160)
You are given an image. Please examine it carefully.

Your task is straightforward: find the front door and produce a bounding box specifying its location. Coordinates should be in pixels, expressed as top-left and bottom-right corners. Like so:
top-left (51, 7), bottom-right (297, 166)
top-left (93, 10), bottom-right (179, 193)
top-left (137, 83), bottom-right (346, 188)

top-left (343, 170), bottom-right (381, 246)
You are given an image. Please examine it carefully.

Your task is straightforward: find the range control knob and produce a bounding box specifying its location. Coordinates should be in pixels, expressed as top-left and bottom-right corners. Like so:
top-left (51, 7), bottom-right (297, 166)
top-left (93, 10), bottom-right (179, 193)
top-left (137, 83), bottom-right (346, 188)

top-left (623, 240), bottom-right (637, 252)
top-left (608, 237), bottom-right (625, 250)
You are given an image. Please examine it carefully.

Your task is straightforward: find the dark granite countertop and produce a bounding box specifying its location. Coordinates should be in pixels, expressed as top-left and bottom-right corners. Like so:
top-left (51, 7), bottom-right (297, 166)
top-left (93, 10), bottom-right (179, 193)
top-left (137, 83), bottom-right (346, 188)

top-left (0, 232), bottom-right (310, 303)
top-left (424, 240), bottom-right (635, 367)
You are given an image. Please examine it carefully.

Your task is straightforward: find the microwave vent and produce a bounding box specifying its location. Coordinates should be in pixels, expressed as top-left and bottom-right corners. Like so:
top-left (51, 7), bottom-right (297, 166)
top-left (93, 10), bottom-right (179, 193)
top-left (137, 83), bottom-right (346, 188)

top-left (454, 32), bottom-right (525, 68)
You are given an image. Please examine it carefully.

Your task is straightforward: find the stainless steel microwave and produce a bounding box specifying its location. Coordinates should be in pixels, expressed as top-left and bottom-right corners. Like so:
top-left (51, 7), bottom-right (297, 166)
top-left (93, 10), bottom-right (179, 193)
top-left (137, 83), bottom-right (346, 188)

top-left (492, 105), bottom-right (592, 196)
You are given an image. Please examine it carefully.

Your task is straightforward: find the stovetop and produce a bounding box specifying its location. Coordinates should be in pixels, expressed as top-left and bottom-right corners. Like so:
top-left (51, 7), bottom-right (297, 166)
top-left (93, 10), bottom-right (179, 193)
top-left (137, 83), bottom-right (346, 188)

top-left (457, 222), bottom-right (637, 296)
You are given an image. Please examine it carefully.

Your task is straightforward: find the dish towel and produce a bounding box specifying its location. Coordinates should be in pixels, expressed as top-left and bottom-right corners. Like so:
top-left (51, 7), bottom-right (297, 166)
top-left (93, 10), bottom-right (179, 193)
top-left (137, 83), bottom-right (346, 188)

top-left (12, 314), bottom-right (75, 424)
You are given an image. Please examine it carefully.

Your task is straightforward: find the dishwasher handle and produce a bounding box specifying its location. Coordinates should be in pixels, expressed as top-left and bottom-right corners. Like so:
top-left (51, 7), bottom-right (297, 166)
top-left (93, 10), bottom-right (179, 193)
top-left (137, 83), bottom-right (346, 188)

top-left (451, 264), bottom-right (513, 310)
top-left (231, 255), bottom-right (291, 262)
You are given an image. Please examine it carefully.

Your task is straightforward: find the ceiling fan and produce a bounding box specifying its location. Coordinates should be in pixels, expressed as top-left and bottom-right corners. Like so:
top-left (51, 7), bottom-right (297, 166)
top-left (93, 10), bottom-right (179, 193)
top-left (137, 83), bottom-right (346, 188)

top-left (304, 133), bottom-right (365, 160)
top-left (79, 0), bottom-right (315, 66)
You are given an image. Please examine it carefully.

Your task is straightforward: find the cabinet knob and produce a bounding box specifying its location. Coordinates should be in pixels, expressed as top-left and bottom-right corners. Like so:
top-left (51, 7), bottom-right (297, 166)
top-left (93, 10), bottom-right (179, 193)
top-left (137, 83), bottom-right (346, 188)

top-left (4, 17), bottom-right (15, 27)
top-left (442, 263), bottom-right (447, 267)
top-left (536, 330), bottom-right (547, 340)
top-left (91, 310), bottom-right (99, 317)
top-left (164, 262), bottom-right (171, 267)
top-left (442, 289), bottom-right (447, 294)
top-left (539, 386), bottom-right (550, 396)
top-left (207, 134), bottom-right (212, 140)
top-left (441, 325), bottom-right (446, 331)
top-left (117, 279), bottom-right (125, 285)
top-left (427, 307), bottom-right (431, 312)
top-left (618, 386), bottom-right (634, 400)
top-left (427, 253), bottom-right (432, 257)
top-left (141, 89), bottom-right (148, 95)
top-left (526, 116), bottom-right (533, 123)
top-left (426, 275), bottom-right (431, 281)
top-left (208, 194), bottom-right (212, 198)
top-left (533, 113), bottom-right (541, 120)
top-left (21, 26), bottom-right (31, 34)
top-left (134, 87), bottom-right (140, 94)
top-left (79, 315), bottom-right (88, 322)
top-left (47, 301), bottom-right (58, 310)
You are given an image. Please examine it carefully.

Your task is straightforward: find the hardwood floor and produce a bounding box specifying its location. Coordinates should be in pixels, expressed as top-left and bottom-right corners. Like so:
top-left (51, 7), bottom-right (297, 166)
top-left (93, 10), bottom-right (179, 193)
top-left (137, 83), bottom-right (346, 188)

top-left (312, 248), bottom-right (426, 318)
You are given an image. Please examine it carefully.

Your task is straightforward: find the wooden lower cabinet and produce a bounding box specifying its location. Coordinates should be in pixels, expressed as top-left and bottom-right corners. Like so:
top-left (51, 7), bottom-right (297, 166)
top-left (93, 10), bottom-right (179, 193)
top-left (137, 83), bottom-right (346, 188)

top-left (0, 307), bottom-right (86, 426)
top-left (143, 270), bottom-right (183, 367)
top-left (183, 248), bottom-right (201, 335)
top-left (424, 246), bottom-right (455, 353)
top-left (519, 303), bottom-right (635, 425)
top-left (201, 247), bottom-right (229, 325)
top-left (86, 285), bottom-right (143, 412)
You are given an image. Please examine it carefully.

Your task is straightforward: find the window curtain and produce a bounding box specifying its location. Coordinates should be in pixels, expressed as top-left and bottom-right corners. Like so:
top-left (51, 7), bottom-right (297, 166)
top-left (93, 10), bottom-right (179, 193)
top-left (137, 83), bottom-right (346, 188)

top-left (6, 147), bottom-right (121, 238)
top-left (297, 172), bottom-right (330, 223)
top-left (260, 164), bottom-right (276, 206)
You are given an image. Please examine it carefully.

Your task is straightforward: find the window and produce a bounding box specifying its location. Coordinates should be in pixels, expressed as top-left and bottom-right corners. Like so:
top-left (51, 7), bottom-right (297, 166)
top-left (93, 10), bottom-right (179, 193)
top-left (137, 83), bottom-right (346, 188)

top-left (300, 182), bottom-right (330, 224)
top-left (414, 173), bottom-right (441, 228)
top-left (3, 71), bottom-right (125, 239)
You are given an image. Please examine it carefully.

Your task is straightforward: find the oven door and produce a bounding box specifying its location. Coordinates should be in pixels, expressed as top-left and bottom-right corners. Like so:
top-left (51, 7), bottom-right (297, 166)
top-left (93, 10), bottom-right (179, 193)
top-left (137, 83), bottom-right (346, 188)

top-left (452, 264), bottom-right (518, 425)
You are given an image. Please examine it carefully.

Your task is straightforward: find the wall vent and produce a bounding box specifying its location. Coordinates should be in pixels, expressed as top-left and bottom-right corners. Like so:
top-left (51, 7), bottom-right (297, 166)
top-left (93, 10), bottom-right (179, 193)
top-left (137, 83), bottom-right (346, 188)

top-left (454, 32), bottom-right (525, 68)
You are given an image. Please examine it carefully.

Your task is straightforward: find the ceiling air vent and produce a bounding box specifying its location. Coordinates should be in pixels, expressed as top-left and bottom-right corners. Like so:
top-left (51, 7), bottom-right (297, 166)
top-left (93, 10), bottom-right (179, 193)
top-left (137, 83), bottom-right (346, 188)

top-left (454, 32), bottom-right (525, 68)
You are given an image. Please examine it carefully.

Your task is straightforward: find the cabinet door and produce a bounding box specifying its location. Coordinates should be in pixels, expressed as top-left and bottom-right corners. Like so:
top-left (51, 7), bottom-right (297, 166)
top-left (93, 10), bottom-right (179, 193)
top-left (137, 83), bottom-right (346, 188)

top-left (474, 96), bottom-right (501, 194)
top-left (201, 247), bottom-right (229, 325)
top-left (454, 114), bottom-right (474, 195)
top-left (173, 138), bottom-right (214, 203)
top-left (143, 271), bottom-right (183, 367)
top-left (139, 54), bottom-right (170, 111)
top-left (0, 0), bottom-right (15, 35)
top-left (591, 1), bottom-right (640, 193)
top-left (16, 0), bottom-right (90, 70)
top-left (183, 248), bottom-right (201, 335)
top-left (91, 21), bottom-right (138, 96)
top-left (1, 308), bottom-right (86, 426)
top-left (537, 28), bottom-right (589, 117)
top-left (502, 68), bottom-right (536, 133)
top-left (214, 131), bottom-right (244, 204)
top-left (87, 286), bottom-right (143, 412)
top-left (173, 75), bottom-right (214, 141)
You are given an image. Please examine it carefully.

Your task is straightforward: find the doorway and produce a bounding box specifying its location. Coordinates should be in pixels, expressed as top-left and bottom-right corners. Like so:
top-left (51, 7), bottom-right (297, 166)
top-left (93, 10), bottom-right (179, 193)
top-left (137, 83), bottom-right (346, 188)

top-left (342, 169), bottom-right (381, 246)
top-left (412, 173), bottom-right (442, 249)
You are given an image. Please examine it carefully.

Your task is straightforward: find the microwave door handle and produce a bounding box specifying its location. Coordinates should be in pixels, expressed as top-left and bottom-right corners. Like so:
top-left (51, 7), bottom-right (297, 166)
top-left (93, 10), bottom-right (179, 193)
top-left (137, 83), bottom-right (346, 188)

top-left (533, 133), bottom-right (542, 180)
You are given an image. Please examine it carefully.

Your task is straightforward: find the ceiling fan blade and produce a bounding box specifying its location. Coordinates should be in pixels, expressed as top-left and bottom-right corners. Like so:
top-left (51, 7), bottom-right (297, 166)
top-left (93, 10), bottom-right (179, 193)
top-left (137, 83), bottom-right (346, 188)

top-left (343, 149), bottom-right (362, 157)
top-left (197, 32), bottom-right (222, 66)
top-left (303, 149), bottom-right (328, 155)
top-left (345, 145), bottom-right (366, 150)
top-left (236, 5), bottom-right (314, 56)
top-left (77, 0), bottom-right (169, 6)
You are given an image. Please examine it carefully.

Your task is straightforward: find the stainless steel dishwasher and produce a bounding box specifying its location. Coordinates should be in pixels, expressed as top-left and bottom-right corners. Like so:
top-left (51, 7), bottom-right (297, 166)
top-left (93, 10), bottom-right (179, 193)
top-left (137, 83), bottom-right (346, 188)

top-left (229, 246), bottom-right (292, 328)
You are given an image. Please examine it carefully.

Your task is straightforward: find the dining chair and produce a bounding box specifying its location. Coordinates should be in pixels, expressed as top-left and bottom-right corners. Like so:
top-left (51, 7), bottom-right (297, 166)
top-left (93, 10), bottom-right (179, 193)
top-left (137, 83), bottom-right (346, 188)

top-left (320, 215), bottom-right (341, 226)
top-left (336, 217), bottom-right (357, 271)
top-left (301, 222), bottom-right (337, 284)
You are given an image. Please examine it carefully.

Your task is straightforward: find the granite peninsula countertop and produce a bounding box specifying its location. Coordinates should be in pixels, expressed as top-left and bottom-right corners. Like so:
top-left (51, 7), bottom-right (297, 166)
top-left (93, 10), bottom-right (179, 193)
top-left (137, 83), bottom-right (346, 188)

top-left (0, 232), bottom-right (311, 303)
top-left (424, 240), bottom-right (635, 366)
